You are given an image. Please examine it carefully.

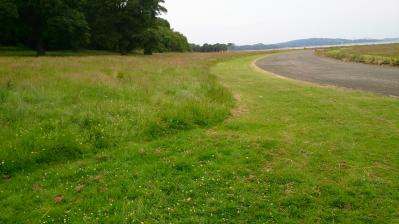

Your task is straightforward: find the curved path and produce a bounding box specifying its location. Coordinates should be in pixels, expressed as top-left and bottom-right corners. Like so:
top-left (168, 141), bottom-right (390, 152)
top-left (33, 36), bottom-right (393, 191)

top-left (256, 50), bottom-right (399, 96)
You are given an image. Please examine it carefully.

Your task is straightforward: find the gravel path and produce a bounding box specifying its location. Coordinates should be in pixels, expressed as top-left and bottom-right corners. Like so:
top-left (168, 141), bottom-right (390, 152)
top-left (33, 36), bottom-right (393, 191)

top-left (256, 50), bottom-right (399, 96)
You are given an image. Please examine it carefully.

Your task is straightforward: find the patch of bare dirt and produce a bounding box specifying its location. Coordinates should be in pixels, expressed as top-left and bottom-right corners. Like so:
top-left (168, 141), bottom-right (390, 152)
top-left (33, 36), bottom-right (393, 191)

top-left (225, 94), bottom-right (248, 122)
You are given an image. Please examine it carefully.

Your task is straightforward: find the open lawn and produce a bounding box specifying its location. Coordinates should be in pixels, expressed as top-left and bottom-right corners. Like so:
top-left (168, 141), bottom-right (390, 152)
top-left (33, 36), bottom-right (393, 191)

top-left (1, 51), bottom-right (399, 223)
top-left (316, 43), bottom-right (399, 66)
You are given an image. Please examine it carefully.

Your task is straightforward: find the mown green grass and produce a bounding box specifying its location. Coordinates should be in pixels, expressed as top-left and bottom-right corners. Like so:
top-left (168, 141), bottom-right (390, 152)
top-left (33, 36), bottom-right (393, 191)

top-left (1, 52), bottom-right (399, 223)
top-left (316, 43), bottom-right (399, 66)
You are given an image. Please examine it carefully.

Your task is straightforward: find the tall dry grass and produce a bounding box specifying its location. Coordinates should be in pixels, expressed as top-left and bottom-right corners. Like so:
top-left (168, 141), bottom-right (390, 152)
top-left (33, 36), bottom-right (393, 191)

top-left (0, 51), bottom-right (253, 173)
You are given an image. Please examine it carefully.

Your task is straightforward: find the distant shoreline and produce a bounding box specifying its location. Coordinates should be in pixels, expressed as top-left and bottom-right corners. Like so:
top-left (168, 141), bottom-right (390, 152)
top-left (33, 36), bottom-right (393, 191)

top-left (233, 38), bottom-right (399, 51)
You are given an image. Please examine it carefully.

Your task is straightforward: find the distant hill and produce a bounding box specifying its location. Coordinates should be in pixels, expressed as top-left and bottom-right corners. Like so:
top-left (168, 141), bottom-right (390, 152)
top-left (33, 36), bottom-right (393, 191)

top-left (233, 38), bottom-right (399, 51)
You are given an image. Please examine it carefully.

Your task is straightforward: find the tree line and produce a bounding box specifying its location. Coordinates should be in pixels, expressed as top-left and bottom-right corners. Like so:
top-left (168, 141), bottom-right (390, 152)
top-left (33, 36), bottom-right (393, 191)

top-left (0, 0), bottom-right (191, 55)
top-left (191, 43), bottom-right (234, 52)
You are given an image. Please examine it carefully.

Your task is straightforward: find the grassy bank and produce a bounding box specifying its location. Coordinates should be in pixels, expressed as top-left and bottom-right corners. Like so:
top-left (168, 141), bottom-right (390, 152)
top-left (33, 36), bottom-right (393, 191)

top-left (316, 43), bottom-right (399, 66)
top-left (1, 52), bottom-right (399, 223)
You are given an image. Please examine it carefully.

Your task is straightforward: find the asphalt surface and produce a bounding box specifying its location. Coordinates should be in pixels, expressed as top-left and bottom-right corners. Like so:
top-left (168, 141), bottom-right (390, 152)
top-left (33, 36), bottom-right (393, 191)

top-left (256, 50), bottom-right (399, 96)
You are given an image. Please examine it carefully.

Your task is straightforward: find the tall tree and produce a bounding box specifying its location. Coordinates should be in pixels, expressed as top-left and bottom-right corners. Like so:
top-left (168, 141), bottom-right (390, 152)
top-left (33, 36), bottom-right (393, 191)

top-left (139, 0), bottom-right (166, 55)
top-left (15, 0), bottom-right (89, 55)
top-left (85, 0), bottom-right (166, 55)
top-left (154, 18), bottom-right (191, 53)
top-left (0, 0), bottom-right (191, 55)
top-left (0, 0), bottom-right (19, 46)
top-left (191, 43), bottom-right (229, 52)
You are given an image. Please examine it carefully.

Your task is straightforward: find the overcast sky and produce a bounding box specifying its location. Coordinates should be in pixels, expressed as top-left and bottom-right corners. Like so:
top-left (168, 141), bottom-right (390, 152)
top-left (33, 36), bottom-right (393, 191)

top-left (161, 0), bottom-right (399, 45)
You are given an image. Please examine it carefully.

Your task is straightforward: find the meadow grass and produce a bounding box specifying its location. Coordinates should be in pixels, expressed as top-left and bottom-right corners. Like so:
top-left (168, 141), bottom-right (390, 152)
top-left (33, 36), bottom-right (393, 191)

top-left (1, 51), bottom-right (399, 223)
top-left (316, 43), bottom-right (399, 66)
top-left (0, 50), bottom-right (249, 174)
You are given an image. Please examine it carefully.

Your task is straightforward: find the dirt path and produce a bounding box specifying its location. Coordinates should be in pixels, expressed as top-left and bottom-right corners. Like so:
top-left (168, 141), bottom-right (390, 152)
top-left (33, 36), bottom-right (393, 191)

top-left (256, 50), bottom-right (399, 96)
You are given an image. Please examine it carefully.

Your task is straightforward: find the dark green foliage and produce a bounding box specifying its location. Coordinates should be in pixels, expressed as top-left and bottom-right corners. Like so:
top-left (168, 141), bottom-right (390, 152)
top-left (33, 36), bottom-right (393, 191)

top-left (142, 28), bottom-right (158, 55)
top-left (84, 0), bottom-right (159, 54)
top-left (8, 0), bottom-right (90, 55)
top-left (0, 0), bottom-right (19, 46)
top-left (153, 18), bottom-right (191, 53)
top-left (191, 43), bottom-right (233, 52)
top-left (0, 0), bottom-right (190, 55)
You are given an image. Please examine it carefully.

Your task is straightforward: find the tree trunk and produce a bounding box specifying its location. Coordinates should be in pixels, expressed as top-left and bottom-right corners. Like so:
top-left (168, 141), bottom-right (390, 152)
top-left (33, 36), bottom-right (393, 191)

top-left (144, 47), bottom-right (153, 55)
top-left (36, 36), bottom-right (45, 56)
top-left (34, 20), bottom-right (45, 56)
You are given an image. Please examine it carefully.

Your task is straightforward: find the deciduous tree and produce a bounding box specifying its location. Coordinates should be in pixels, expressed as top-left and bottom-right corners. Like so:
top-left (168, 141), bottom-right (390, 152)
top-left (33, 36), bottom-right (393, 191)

top-left (16, 0), bottom-right (89, 55)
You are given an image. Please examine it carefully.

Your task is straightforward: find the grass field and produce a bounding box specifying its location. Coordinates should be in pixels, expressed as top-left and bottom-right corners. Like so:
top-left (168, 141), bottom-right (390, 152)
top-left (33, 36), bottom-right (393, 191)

top-left (0, 51), bottom-right (248, 174)
top-left (316, 43), bottom-right (399, 66)
top-left (1, 51), bottom-right (399, 223)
